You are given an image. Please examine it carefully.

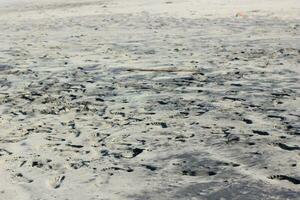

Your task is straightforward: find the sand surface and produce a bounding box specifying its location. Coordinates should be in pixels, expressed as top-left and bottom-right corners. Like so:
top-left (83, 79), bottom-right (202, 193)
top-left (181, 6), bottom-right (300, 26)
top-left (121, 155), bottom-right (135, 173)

top-left (0, 0), bottom-right (300, 199)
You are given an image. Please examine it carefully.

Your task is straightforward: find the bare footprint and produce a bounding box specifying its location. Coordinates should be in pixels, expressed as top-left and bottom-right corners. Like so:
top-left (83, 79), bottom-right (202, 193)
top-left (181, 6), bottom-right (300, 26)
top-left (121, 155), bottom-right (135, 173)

top-left (48, 175), bottom-right (65, 189)
top-left (12, 173), bottom-right (33, 183)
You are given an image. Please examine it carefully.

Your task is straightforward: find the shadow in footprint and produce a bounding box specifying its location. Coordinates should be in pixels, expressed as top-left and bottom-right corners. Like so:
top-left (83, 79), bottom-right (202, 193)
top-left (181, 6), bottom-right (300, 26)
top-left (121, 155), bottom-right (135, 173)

top-left (274, 143), bottom-right (300, 151)
top-left (269, 175), bottom-right (300, 185)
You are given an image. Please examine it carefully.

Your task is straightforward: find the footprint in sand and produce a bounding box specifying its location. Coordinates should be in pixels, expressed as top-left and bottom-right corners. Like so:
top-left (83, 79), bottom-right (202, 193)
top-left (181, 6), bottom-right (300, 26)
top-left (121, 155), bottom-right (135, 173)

top-left (12, 173), bottom-right (33, 183)
top-left (48, 175), bottom-right (65, 189)
top-left (268, 175), bottom-right (300, 185)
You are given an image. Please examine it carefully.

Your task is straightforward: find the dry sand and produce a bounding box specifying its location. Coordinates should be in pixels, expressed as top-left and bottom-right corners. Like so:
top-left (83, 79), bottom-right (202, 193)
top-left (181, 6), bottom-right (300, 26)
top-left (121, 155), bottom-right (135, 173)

top-left (0, 0), bottom-right (300, 199)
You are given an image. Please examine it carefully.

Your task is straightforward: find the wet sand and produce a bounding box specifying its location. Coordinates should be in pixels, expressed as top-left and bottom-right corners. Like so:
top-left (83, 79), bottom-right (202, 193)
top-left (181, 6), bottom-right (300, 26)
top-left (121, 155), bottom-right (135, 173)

top-left (0, 0), bottom-right (300, 199)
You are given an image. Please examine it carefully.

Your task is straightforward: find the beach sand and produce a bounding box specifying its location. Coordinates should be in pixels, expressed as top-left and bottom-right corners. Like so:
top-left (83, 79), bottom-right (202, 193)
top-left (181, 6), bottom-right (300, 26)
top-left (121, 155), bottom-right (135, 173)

top-left (0, 0), bottom-right (300, 199)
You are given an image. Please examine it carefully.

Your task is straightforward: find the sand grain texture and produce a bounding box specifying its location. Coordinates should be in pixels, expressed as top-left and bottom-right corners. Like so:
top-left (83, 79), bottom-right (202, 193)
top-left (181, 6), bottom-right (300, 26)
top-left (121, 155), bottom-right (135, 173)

top-left (0, 0), bottom-right (300, 199)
